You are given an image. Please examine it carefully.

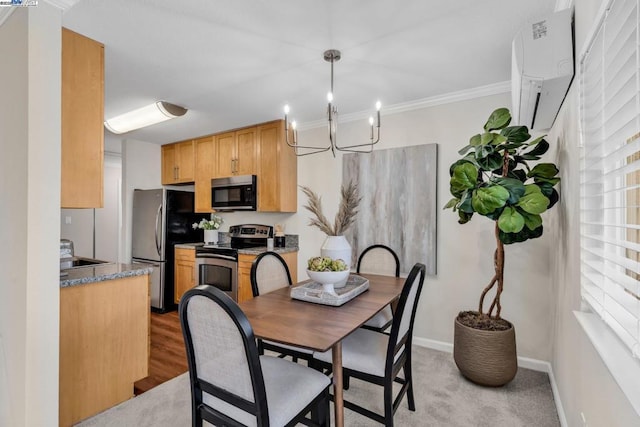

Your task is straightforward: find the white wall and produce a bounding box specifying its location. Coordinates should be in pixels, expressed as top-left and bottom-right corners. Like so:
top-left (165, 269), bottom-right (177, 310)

top-left (286, 92), bottom-right (555, 361)
top-left (122, 139), bottom-right (162, 262)
top-left (546, 0), bottom-right (640, 425)
top-left (0, 4), bottom-right (61, 426)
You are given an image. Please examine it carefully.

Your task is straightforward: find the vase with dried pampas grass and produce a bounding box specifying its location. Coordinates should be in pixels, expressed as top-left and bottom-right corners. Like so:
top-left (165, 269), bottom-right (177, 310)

top-left (300, 182), bottom-right (361, 269)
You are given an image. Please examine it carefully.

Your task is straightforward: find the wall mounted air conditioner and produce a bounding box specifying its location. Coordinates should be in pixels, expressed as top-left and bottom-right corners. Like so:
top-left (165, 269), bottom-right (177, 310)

top-left (512, 8), bottom-right (574, 130)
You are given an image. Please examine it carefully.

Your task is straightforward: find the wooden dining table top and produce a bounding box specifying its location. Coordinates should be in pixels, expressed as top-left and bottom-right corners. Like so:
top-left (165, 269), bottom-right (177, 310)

top-left (238, 273), bottom-right (405, 352)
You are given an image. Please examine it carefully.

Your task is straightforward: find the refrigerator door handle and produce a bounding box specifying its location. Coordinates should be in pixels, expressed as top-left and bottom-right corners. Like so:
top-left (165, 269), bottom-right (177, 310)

top-left (155, 204), bottom-right (162, 256)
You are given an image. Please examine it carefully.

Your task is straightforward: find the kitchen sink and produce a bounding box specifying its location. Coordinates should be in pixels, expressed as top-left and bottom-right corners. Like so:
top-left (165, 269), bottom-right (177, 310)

top-left (60, 256), bottom-right (110, 270)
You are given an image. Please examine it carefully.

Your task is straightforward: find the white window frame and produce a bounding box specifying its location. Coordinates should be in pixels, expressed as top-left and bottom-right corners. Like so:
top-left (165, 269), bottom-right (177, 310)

top-left (578, 0), bottom-right (640, 415)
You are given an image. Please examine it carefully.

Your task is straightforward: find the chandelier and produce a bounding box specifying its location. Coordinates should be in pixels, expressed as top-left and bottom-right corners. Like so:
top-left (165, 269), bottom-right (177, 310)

top-left (283, 49), bottom-right (381, 157)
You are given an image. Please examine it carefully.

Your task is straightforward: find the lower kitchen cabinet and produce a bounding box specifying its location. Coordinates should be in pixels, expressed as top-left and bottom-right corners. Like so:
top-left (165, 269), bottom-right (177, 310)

top-left (237, 251), bottom-right (298, 303)
top-left (59, 274), bottom-right (150, 426)
top-left (174, 247), bottom-right (196, 304)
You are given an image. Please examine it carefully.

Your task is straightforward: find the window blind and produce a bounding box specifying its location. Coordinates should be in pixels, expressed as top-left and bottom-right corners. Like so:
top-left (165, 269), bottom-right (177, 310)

top-left (580, 0), bottom-right (640, 358)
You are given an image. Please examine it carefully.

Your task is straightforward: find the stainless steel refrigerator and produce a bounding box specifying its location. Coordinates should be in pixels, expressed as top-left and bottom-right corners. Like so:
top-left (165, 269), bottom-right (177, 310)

top-left (131, 188), bottom-right (201, 311)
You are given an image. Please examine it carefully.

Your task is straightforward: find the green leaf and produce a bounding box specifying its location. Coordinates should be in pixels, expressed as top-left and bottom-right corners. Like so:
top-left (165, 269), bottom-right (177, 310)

top-left (477, 152), bottom-right (503, 171)
top-left (499, 225), bottom-right (544, 244)
top-left (501, 126), bottom-right (531, 143)
top-left (458, 210), bottom-right (473, 224)
top-left (508, 169), bottom-right (528, 182)
top-left (493, 177), bottom-right (526, 204)
top-left (484, 108), bottom-right (512, 131)
top-left (491, 134), bottom-right (508, 145)
top-left (516, 185), bottom-right (550, 214)
top-left (527, 135), bottom-right (546, 146)
top-left (458, 145), bottom-right (473, 155)
top-left (450, 163), bottom-right (478, 197)
top-left (470, 134), bottom-right (482, 146)
top-left (522, 138), bottom-right (549, 157)
top-left (519, 210), bottom-right (543, 230)
top-left (449, 159), bottom-right (473, 176)
top-left (443, 198), bottom-right (459, 210)
top-left (459, 190), bottom-right (474, 213)
top-left (480, 132), bottom-right (495, 145)
top-left (498, 207), bottom-right (525, 233)
top-left (471, 185), bottom-right (510, 215)
top-left (528, 163), bottom-right (559, 179)
top-left (475, 144), bottom-right (494, 160)
top-left (534, 176), bottom-right (561, 186)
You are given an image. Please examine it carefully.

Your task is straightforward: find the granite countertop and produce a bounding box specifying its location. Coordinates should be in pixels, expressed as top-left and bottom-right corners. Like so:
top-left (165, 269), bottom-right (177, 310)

top-left (60, 263), bottom-right (154, 288)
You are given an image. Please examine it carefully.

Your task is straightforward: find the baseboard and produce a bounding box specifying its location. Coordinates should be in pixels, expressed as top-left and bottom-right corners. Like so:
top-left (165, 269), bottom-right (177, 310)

top-left (413, 337), bottom-right (568, 427)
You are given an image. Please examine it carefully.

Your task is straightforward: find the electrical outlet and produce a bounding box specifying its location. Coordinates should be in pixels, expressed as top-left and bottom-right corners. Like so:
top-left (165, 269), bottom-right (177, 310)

top-left (65, 216), bottom-right (72, 225)
top-left (580, 412), bottom-right (587, 426)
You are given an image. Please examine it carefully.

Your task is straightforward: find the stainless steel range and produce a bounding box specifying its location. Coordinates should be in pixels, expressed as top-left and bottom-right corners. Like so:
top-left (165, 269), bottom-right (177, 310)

top-left (194, 224), bottom-right (273, 301)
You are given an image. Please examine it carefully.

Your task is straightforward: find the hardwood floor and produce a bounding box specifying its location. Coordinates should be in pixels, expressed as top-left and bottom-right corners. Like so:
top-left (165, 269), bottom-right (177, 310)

top-left (134, 310), bottom-right (188, 395)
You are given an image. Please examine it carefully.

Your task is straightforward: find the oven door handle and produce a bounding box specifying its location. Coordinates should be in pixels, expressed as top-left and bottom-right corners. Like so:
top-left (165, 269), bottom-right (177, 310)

top-left (196, 254), bottom-right (237, 262)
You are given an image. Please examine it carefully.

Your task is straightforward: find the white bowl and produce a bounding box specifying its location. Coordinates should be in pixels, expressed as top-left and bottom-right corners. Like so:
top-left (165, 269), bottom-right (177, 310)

top-left (307, 269), bottom-right (350, 289)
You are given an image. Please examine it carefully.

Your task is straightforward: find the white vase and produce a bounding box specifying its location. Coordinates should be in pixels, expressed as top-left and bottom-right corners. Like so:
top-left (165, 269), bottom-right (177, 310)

top-left (321, 236), bottom-right (351, 287)
top-left (204, 229), bottom-right (218, 245)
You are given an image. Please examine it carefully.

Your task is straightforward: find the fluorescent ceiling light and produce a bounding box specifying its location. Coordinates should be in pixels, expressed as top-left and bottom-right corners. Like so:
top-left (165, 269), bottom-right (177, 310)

top-left (104, 101), bottom-right (187, 134)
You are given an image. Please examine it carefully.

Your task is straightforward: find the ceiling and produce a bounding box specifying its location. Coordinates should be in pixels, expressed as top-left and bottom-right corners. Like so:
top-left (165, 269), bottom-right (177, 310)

top-left (62, 0), bottom-right (557, 146)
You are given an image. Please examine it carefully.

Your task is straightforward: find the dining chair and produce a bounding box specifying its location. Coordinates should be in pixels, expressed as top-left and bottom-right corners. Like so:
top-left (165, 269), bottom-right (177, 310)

top-left (250, 251), bottom-right (314, 363)
top-left (357, 244), bottom-right (401, 333)
top-left (312, 263), bottom-right (426, 426)
top-left (180, 285), bottom-right (331, 427)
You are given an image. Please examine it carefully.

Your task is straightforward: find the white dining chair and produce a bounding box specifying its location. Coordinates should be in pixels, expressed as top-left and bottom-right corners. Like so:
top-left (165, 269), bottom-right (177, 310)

top-left (357, 244), bottom-right (401, 333)
top-left (312, 263), bottom-right (426, 426)
top-left (179, 285), bottom-right (331, 427)
top-left (251, 251), bottom-right (315, 363)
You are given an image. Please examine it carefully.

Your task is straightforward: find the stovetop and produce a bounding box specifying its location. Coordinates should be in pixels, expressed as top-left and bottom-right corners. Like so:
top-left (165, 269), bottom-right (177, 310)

top-left (196, 224), bottom-right (273, 257)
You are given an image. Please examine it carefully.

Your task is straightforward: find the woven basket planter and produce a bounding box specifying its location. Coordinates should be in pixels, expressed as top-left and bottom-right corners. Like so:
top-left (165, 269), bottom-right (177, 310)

top-left (453, 316), bottom-right (517, 387)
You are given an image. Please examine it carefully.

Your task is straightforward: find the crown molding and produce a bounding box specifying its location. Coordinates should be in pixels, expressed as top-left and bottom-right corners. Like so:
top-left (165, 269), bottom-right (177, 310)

top-left (298, 80), bottom-right (511, 130)
top-left (44, 0), bottom-right (81, 10)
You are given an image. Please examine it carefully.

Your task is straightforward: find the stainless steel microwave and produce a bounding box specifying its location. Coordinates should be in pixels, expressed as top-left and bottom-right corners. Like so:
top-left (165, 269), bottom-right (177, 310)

top-left (211, 175), bottom-right (257, 211)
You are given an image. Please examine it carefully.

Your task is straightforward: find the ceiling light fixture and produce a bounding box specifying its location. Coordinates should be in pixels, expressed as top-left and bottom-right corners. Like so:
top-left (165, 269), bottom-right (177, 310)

top-left (104, 101), bottom-right (187, 134)
top-left (283, 49), bottom-right (381, 157)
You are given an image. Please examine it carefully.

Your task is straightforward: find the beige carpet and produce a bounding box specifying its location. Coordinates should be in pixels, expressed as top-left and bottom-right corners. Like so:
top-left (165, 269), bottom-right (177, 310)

top-left (77, 346), bottom-right (560, 426)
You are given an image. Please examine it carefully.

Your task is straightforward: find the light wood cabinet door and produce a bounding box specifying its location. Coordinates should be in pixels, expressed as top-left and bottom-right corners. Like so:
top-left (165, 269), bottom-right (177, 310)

top-left (59, 275), bottom-right (149, 426)
top-left (61, 28), bottom-right (104, 208)
top-left (236, 127), bottom-right (258, 175)
top-left (176, 140), bottom-right (195, 182)
top-left (280, 251), bottom-right (298, 283)
top-left (194, 136), bottom-right (215, 213)
top-left (162, 140), bottom-right (195, 184)
top-left (257, 120), bottom-right (297, 212)
top-left (161, 144), bottom-right (177, 184)
top-left (238, 253), bottom-right (256, 303)
top-left (216, 132), bottom-right (236, 177)
top-left (174, 248), bottom-right (196, 304)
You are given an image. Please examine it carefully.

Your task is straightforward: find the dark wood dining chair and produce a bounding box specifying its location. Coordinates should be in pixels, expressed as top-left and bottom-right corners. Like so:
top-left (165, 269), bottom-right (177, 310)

top-left (357, 244), bottom-right (401, 332)
top-left (179, 285), bottom-right (331, 427)
top-left (250, 251), bottom-right (314, 363)
top-left (312, 263), bottom-right (426, 426)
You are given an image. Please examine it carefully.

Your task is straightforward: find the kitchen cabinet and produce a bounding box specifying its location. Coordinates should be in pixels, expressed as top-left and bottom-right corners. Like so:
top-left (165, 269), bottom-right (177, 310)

top-left (162, 139), bottom-right (195, 184)
top-left (257, 120), bottom-right (298, 212)
top-left (174, 247), bottom-right (196, 303)
top-left (59, 274), bottom-right (150, 426)
top-left (194, 136), bottom-right (216, 213)
top-left (215, 127), bottom-right (258, 177)
top-left (61, 28), bottom-right (104, 208)
top-left (237, 251), bottom-right (298, 303)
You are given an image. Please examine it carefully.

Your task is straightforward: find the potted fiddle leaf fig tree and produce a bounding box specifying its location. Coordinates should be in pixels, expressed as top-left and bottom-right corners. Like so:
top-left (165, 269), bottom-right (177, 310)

top-left (444, 107), bottom-right (560, 386)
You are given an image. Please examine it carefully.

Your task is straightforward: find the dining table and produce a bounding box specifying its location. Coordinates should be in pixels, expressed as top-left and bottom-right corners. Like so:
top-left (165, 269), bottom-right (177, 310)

top-left (238, 272), bottom-right (405, 427)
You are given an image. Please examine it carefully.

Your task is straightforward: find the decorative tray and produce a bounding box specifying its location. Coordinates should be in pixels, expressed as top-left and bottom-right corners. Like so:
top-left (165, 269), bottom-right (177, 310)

top-left (290, 274), bottom-right (369, 306)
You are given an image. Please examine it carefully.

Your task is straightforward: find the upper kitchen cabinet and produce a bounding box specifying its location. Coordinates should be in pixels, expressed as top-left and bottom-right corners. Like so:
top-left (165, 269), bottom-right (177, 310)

top-left (215, 127), bottom-right (258, 178)
top-left (161, 139), bottom-right (195, 184)
top-left (257, 120), bottom-right (297, 212)
top-left (194, 136), bottom-right (216, 213)
top-left (61, 28), bottom-right (104, 208)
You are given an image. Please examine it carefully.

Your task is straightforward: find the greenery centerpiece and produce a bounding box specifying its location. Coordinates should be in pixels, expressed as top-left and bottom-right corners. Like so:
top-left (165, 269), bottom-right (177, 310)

top-left (444, 107), bottom-right (560, 385)
top-left (193, 214), bottom-right (224, 245)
